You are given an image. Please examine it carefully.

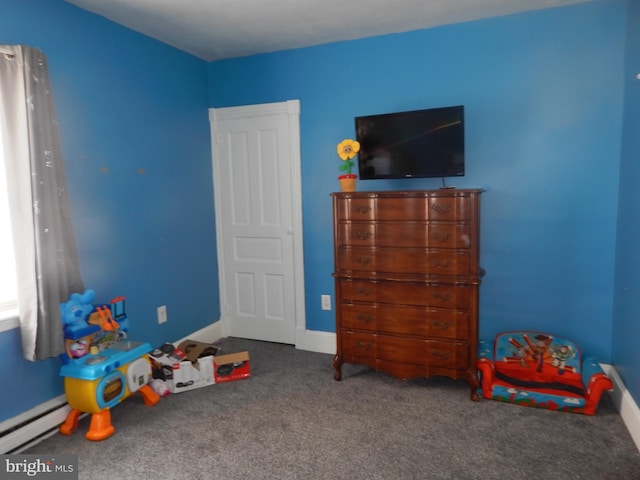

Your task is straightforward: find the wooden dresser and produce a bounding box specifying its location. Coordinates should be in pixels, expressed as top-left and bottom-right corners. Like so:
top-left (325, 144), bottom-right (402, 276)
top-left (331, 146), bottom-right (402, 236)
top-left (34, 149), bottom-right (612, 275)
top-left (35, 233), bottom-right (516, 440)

top-left (331, 189), bottom-right (483, 400)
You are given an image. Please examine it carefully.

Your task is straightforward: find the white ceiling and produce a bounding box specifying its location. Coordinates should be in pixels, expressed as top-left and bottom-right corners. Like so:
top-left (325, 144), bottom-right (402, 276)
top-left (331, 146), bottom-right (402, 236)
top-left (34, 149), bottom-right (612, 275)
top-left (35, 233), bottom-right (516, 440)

top-left (65, 0), bottom-right (592, 61)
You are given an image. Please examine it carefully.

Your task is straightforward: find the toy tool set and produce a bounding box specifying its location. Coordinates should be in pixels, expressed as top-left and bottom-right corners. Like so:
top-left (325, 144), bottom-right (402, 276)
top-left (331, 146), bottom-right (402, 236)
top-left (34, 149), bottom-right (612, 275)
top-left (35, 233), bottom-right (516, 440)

top-left (58, 289), bottom-right (159, 441)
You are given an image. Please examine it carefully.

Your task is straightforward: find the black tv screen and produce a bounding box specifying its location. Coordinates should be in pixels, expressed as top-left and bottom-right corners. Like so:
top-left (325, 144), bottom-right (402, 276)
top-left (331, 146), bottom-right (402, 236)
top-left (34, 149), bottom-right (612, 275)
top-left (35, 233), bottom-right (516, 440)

top-left (355, 105), bottom-right (465, 180)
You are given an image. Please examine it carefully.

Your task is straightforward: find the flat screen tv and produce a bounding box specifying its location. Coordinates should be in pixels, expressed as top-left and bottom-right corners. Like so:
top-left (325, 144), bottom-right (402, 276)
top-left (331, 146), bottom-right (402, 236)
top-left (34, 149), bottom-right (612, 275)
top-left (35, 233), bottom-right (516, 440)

top-left (355, 105), bottom-right (465, 180)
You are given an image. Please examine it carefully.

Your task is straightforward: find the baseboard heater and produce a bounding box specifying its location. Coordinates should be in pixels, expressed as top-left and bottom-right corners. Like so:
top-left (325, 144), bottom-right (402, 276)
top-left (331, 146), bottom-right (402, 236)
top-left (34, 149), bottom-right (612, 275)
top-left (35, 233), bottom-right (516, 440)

top-left (0, 395), bottom-right (70, 454)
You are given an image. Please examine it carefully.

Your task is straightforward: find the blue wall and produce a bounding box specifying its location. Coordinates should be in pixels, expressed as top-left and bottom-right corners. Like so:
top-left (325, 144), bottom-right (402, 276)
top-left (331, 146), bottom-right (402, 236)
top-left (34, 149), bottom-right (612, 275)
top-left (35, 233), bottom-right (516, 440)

top-left (614, 0), bottom-right (640, 403)
top-left (0, 0), bottom-right (219, 422)
top-left (209, 1), bottom-right (625, 361)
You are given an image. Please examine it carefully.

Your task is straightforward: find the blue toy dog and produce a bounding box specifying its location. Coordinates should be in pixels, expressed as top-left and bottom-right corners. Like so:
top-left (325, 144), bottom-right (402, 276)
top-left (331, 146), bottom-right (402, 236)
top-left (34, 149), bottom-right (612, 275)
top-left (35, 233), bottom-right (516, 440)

top-left (60, 289), bottom-right (96, 336)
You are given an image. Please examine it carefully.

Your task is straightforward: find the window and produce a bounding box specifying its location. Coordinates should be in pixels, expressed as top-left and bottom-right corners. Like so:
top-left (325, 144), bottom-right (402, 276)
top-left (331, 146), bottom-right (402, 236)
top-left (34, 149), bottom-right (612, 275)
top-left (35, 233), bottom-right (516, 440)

top-left (0, 111), bottom-right (19, 328)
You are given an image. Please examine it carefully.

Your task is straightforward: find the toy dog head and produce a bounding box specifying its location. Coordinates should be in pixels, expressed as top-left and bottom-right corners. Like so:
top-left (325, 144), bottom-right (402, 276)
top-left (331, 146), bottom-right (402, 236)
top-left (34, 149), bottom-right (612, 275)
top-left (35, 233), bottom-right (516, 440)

top-left (60, 289), bottom-right (96, 331)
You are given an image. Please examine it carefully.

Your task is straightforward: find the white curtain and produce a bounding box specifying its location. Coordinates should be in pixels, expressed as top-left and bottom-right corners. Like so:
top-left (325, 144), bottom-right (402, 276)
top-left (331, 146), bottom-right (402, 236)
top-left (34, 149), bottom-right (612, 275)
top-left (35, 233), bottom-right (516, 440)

top-left (0, 45), bottom-right (84, 361)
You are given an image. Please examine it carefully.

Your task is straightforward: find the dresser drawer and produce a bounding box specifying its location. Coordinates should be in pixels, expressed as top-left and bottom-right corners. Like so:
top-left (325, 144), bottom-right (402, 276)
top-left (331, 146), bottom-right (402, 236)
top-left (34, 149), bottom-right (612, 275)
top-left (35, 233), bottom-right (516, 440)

top-left (377, 335), bottom-right (428, 364)
top-left (423, 340), bottom-right (469, 369)
top-left (339, 279), bottom-right (473, 309)
top-left (342, 331), bottom-right (378, 359)
top-left (340, 303), bottom-right (469, 340)
top-left (336, 247), bottom-right (473, 277)
top-left (425, 196), bottom-right (471, 222)
top-left (341, 331), bottom-right (426, 364)
top-left (341, 331), bottom-right (469, 368)
top-left (336, 222), bottom-right (471, 249)
top-left (335, 198), bottom-right (376, 221)
top-left (335, 195), bottom-right (472, 222)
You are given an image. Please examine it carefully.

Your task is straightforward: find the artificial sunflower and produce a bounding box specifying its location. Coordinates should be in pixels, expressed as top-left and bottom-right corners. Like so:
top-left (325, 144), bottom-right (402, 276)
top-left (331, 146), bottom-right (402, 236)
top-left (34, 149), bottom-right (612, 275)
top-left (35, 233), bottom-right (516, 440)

top-left (337, 139), bottom-right (360, 175)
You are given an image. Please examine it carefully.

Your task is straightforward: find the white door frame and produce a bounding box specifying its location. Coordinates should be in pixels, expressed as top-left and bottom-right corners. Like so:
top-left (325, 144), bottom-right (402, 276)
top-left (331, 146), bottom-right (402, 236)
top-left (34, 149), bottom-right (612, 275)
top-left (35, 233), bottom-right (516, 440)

top-left (209, 100), bottom-right (308, 349)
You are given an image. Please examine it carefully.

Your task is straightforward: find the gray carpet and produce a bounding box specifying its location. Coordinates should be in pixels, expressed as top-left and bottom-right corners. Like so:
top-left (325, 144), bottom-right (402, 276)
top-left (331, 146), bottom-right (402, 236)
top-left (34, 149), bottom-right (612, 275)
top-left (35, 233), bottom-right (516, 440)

top-left (27, 337), bottom-right (640, 479)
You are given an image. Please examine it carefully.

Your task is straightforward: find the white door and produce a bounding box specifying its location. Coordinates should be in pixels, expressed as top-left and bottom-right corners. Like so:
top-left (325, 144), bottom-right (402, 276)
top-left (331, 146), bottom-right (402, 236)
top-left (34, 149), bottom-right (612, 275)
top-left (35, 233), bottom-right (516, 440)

top-left (209, 100), bottom-right (304, 345)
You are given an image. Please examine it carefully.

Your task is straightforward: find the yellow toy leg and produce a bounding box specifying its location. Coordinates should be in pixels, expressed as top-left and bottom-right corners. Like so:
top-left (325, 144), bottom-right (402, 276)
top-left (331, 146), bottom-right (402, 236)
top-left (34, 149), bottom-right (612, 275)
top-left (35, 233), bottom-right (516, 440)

top-left (85, 410), bottom-right (115, 441)
top-left (138, 384), bottom-right (160, 406)
top-left (59, 409), bottom-right (81, 436)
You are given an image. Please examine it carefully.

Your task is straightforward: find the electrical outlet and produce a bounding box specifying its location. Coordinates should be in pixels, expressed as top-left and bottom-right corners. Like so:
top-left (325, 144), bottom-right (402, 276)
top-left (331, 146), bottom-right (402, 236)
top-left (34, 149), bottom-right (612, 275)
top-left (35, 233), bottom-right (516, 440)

top-left (321, 295), bottom-right (331, 311)
top-left (157, 305), bottom-right (168, 324)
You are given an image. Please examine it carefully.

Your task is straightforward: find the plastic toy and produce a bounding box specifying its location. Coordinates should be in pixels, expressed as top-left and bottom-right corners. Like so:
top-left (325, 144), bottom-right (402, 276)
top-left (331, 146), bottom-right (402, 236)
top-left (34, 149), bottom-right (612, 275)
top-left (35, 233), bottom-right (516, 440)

top-left (477, 330), bottom-right (613, 415)
top-left (68, 339), bottom-right (89, 358)
top-left (58, 292), bottom-right (160, 441)
top-left (59, 289), bottom-right (97, 336)
top-left (150, 378), bottom-right (170, 397)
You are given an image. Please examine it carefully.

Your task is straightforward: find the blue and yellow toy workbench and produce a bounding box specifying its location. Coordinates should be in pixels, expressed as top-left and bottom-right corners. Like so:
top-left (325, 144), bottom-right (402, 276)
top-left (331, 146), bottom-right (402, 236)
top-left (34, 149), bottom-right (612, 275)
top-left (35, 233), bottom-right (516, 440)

top-left (58, 291), bottom-right (159, 441)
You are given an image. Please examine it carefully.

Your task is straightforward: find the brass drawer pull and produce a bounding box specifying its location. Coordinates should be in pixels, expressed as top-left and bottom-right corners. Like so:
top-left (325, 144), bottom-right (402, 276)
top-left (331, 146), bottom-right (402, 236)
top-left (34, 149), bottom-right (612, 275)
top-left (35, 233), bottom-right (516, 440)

top-left (431, 350), bottom-right (450, 360)
top-left (356, 313), bottom-right (373, 323)
top-left (430, 203), bottom-right (452, 214)
top-left (356, 341), bottom-right (372, 351)
top-left (355, 287), bottom-right (372, 296)
top-left (432, 231), bottom-right (452, 242)
top-left (355, 257), bottom-right (373, 265)
top-left (432, 259), bottom-right (452, 269)
top-left (432, 291), bottom-right (452, 302)
top-left (354, 205), bottom-right (372, 214)
top-left (354, 231), bottom-right (373, 240)
top-left (432, 320), bottom-right (453, 330)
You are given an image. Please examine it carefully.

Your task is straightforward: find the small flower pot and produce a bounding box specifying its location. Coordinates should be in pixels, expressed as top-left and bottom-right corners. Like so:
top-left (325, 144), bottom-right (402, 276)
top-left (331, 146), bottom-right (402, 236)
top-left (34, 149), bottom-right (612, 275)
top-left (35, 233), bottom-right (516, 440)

top-left (338, 174), bottom-right (357, 192)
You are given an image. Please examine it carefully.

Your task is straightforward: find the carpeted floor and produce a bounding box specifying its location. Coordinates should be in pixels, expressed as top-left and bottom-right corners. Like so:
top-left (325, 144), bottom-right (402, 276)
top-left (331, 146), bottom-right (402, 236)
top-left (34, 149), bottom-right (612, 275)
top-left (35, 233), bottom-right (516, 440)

top-left (26, 337), bottom-right (640, 480)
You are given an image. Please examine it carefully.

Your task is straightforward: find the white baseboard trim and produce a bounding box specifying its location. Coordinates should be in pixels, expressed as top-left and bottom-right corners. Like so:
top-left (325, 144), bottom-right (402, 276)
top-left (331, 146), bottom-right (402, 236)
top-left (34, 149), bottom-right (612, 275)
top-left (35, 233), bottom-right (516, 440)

top-left (602, 363), bottom-right (640, 453)
top-left (295, 327), bottom-right (336, 355)
top-left (175, 321), bottom-right (337, 355)
top-left (0, 394), bottom-right (70, 454)
top-left (174, 320), bottom-right (224, 345)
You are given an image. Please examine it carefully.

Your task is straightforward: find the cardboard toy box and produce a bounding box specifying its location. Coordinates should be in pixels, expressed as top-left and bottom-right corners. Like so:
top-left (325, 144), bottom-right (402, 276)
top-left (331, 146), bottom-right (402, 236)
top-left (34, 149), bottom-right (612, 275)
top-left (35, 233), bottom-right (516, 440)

top-left (214, 351), bottom-right (250, 383)
top-left (149, 346), bottom-right (214, 394)
top-left (150, 340), bottom-right (250, 394)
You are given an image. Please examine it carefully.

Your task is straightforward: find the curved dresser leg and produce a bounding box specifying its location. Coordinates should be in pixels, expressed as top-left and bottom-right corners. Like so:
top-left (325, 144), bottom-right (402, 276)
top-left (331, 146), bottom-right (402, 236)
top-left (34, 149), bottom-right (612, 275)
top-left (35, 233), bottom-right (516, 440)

top-left (332, 354), bottom-right (343, 381)
top-left (467, 371), bottom-right (481, 402)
